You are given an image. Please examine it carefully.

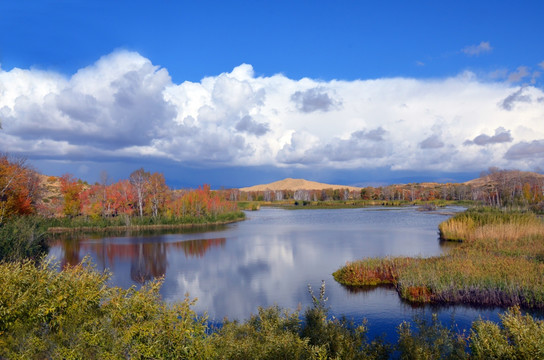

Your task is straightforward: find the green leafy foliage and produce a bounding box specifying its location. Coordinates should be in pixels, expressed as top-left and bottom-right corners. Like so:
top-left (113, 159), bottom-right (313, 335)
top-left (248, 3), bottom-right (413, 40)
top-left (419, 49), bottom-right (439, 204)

top-left (212, 306), bottom-right (324, 360)
top-left (470, 306), bottom-right (544, 359)
top-left (2, 258), bottom-right (543, 359)
top-left (396, 314), bottom-right (468, 360)
top-left (0, 258), bottom-right (213, 359)
top-left (301, 282), bottom-right (391, 359)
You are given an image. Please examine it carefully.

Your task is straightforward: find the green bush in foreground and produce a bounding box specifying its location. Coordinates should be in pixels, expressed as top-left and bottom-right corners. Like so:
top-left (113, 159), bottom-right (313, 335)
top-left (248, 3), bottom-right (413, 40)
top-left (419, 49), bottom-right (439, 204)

top-left (470, 306), bottom-right (544, 359)
top-left (1, 259), bottom-right (543, 359)
top-left (0, 216), bottom-right (49, 261)
top-left (0, 258), bottom-right (213, 359)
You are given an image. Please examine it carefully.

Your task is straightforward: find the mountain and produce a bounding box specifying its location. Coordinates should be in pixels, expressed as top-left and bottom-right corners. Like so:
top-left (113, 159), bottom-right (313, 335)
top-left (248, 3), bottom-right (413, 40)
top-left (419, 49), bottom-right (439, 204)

top-left (239, 178), bottom-right (362, 192)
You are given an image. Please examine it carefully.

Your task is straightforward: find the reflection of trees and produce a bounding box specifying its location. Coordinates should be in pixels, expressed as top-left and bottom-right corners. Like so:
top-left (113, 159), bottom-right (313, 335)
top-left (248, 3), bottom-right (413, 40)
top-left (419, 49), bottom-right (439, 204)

top-left (130, 242), bottom-right (167, 284)
top-left (53, 235), bottom-right (226, 283)
top-left (172, 238), bottom-right (226, 258)
top-left (61, 239), bottom-right (81, 269)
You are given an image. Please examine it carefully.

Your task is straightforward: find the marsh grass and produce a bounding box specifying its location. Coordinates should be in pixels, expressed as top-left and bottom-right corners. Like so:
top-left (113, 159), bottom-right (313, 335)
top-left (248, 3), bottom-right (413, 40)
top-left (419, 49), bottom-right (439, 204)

top-left (438, 209), bottom-right (542, 242)
top-left (45, 211), bottom-right (246, 233)
top-left (332, 257), bottom-right (414, 286)
top-left (335, 208), bottom-right (544, 308)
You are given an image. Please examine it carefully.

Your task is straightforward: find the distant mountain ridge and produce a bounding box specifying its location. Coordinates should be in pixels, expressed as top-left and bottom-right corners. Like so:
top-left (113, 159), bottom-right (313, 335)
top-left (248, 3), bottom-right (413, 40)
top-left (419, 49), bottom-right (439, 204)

top-left (239, 171), bottom-right (544, 192)
top-left (239, 178), bottom-right (362, 192)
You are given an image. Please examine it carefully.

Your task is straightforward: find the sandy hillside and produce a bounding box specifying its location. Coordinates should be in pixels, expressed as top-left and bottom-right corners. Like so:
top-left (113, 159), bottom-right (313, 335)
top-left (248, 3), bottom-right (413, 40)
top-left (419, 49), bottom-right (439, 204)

top-left (465, 171), bottom-right (544, 187)
top-left (239, 178), bottom-right (362, 192)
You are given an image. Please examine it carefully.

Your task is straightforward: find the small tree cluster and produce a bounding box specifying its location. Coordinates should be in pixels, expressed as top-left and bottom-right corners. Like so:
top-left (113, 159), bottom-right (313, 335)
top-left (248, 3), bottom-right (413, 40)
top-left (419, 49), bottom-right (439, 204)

top-left (55, 169), bottom-right (237, 220)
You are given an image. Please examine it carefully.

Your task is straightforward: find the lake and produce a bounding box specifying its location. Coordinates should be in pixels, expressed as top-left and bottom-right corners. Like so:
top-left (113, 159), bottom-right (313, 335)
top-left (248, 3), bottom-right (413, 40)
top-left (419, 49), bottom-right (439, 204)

top-left (48, 206), bottom-right (504, 342)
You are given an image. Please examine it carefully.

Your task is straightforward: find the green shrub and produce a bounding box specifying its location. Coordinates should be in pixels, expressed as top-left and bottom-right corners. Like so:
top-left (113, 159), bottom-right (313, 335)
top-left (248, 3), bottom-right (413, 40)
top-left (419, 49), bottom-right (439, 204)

top-left (470, 306), bottom-right (544, 359)
top-left (0, 216), bottom-right (49, 261)
top-left (212, 306), bottom-right (325, 360)
top-left (396, 314), bottom-right (468, 360)
top-left (0, 258), bottom-right (213, 359)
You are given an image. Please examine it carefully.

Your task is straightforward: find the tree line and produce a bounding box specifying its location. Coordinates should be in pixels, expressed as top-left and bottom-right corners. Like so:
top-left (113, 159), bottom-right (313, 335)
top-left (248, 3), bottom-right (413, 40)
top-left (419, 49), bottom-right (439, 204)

top-left (229, 168), bottom-right (544, 210)
top-left (54, 168), bottom-right (238, 221)
top-left (0, 154), bottom-right (238, 226)
top-left (1, 152), bottom-right (543, 226)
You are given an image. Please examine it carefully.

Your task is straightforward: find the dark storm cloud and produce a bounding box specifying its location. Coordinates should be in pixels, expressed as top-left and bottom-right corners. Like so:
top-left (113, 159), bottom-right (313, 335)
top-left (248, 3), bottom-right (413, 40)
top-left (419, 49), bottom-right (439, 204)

top-left (504, 140), bottom-right (544, 160)
top-left (464, 127), bottom-right (513, 146)
top-left (290, 87), bottom-right (341, 113)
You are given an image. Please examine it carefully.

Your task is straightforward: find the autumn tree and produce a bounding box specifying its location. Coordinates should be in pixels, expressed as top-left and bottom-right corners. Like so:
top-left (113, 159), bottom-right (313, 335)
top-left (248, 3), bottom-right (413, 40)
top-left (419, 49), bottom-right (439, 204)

top-left (0, 154), bottom-right (39, 224)
top-left (109, 179), bottom-right (136, 217)
top-left (146, 172), bottom-right (169, 218)
top-left (130, 168), bottom-right (150, 218)
top-left (80, 184), bottom-right (103, 220)
top-left (59, 174), bottom-right (84, 217)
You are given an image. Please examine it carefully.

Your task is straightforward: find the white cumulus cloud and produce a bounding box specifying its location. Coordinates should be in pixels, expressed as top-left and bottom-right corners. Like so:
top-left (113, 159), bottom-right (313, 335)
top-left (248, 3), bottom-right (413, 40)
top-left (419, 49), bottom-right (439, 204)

top-left (1, 50), bottom-right (544, 174)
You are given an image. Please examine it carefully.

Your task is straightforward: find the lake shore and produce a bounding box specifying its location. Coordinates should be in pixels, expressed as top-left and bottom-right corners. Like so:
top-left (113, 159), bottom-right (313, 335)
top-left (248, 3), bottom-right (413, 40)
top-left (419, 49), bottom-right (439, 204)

top-left (240, 199), bottom-right (471, 210)
top-left (46, 212), bottom-right (246, 234)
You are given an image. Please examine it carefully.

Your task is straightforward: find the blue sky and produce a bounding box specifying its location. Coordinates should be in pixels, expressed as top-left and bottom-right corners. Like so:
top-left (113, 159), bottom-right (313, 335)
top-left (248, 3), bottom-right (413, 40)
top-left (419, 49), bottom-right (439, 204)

top-left (1, 1), bottom-right (543, 188)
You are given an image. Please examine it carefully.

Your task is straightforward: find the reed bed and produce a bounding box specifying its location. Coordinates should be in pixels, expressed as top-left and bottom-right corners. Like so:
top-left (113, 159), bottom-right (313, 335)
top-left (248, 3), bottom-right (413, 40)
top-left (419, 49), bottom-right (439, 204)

top-left (332, 257), bottom-right (413, 286)
top-left (438, 209), bottom-right (543, 242)
top-left (335, 208), bottom-right (544, 308)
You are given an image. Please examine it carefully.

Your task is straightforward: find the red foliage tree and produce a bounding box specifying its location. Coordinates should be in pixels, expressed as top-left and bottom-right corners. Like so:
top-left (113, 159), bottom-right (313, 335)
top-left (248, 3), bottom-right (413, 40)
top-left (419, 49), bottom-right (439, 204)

top-left (0, 154), bottom-right (39, 223)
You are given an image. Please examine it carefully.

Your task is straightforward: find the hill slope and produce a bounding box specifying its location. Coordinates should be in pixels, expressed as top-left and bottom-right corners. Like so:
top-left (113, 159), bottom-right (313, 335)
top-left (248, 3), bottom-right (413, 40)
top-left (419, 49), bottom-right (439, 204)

top-left (465, 171), bottom-right (544, 187)
top-left (239, 178), bottom-right (362, 192)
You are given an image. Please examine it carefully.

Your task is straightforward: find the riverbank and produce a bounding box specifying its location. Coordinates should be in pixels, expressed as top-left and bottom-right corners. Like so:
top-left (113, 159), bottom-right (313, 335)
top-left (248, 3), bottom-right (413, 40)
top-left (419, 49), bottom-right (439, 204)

top-left (47, 211), bottom-right (246, 233)
top-left (333, 208), bottom-right (544, 309)
top-left (0, 212), bottom-right (246, 261)
top-left (239, 199), bottom-right (471, 210)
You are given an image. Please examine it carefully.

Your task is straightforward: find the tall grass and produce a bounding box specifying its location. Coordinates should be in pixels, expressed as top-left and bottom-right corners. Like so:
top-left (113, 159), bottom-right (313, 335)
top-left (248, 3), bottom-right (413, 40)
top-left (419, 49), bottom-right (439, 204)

top-left (335, 208), bottom-right (544, 308)
top-left (332, 257), bottom-right (413, 286)
top-left (0, 216), bottom-right (49, 261)
top-left (439, 209), bottom-right (543, 242)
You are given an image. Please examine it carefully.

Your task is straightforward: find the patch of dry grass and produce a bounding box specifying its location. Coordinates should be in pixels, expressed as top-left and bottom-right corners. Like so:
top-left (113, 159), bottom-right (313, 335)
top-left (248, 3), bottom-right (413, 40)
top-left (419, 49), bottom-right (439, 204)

top-left (334, 209), bottom-right (544, 308)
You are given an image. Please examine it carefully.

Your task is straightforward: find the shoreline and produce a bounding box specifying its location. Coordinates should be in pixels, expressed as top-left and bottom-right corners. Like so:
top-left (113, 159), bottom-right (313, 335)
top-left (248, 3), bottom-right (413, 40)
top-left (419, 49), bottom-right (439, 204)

top-left (47, 217), bottom-right (246, 234)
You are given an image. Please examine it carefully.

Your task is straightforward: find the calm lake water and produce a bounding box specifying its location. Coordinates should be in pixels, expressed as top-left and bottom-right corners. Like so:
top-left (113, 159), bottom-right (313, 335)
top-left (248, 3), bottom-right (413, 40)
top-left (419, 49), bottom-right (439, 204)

top-left (48, 206), bottom-right (505, 342)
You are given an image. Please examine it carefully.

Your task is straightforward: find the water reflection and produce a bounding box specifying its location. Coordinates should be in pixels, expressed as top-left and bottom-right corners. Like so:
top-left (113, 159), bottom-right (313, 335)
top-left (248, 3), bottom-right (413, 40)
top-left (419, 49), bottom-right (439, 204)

top-left (50, 234), bottom-right (226, 283)
top-left (48, 206), bottom-right (510, 341)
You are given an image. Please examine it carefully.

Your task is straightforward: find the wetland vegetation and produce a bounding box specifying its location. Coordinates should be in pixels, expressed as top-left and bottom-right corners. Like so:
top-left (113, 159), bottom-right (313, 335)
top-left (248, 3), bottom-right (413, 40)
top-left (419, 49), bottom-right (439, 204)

top-left (334, 208), bottom-right (544, 309)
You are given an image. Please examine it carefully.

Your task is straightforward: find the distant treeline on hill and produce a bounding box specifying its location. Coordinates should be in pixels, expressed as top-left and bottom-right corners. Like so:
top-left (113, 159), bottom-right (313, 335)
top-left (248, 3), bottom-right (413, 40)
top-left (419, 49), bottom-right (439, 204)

top-left (228, 168), bottom-right (544, 210)
top-left (1, 151), bottom-right (543, 225)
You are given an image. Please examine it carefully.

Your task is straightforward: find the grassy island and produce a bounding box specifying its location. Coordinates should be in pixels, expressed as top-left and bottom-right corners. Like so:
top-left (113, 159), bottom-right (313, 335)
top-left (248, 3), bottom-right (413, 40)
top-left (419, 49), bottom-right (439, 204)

top-left (333, 208), bottom-right (544, 308)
